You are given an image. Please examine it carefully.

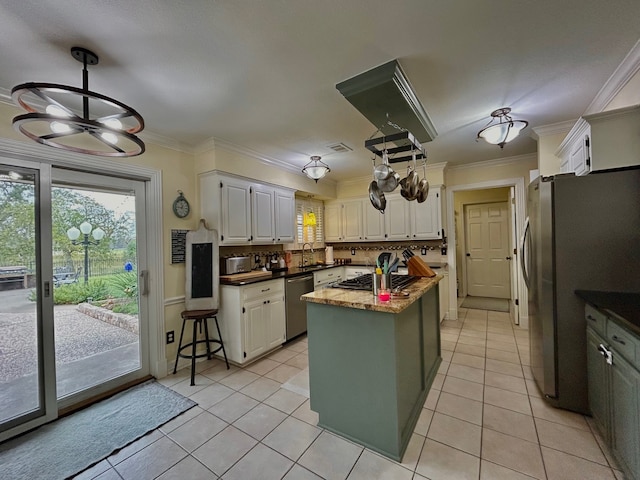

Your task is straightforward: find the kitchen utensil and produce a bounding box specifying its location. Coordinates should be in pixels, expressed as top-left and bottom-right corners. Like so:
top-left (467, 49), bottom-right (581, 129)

top-left (416, 159), bottom-right (430, 203)
top-left (368, 160), bottom-right (386, 212)
top-left (377, 168), bottom-right (400, 192)
top-left (373, 150), bottom-right (392, 180)
top-left (388, 256), bottom-right (400, 272)
top-left (377, 252), bottom-right (392, 268)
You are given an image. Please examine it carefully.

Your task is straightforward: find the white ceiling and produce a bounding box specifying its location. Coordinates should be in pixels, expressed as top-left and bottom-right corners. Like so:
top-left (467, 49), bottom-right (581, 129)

top-left (1, 1), bottom-right (639, 180)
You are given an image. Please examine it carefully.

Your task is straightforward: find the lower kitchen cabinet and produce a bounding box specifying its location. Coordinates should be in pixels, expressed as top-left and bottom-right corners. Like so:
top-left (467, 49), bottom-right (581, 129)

top-left (585, 304), bottom-right (640, 480)
top-left (217, 279), bottom-right (286, 364)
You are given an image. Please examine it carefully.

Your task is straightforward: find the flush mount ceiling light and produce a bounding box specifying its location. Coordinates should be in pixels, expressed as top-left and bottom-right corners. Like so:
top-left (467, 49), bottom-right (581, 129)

top-left (477, 107), bottom-right (528, 148)
top-left (11, 47), bottom-right (145, 157)
top-left (302, 155), bottom-right (331, 182)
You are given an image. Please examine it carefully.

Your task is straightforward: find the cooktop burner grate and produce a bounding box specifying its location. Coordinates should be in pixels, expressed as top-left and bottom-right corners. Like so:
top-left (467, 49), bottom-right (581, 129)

top-left (333, 273), bottom-right (420, 291)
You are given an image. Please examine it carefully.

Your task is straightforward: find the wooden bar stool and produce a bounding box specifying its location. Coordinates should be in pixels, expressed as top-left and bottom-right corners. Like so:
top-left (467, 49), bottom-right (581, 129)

top-left (173, 309), bottom-right (229, 386)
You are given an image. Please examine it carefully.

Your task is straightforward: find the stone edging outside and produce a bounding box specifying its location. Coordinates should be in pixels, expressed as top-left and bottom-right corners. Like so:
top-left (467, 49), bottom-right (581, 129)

top-left (77, 303), bottom-right (139, 334)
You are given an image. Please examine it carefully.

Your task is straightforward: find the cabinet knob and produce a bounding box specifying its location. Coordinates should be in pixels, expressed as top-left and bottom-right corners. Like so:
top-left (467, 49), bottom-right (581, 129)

top-left (612, 335), bottom-right (626, 345)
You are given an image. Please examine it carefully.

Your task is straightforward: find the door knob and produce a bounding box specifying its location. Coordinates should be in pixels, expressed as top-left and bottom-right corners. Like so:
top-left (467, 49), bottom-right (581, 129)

top-left (466, 253), bottom-right (470, 257)
top-left (506, 256), bottom-right (512, 260)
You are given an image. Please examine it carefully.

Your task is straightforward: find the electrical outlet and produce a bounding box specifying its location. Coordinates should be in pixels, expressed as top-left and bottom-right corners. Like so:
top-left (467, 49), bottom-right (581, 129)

top-left (166, 331), bottom-right (175, 344)
top-left (351, 248), bottom-right (356, 255)
top-left (254, 254), bottom-right (260, 264)
top-left (421, 247), bottom-right (427, 255)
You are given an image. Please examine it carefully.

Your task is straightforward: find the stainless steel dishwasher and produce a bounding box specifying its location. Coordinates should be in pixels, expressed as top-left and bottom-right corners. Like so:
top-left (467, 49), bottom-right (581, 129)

top-left (285, 275), bottom-right (314, 341)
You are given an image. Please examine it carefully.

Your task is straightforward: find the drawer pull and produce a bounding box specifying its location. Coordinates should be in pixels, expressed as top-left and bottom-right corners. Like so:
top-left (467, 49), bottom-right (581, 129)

top-left (261, 288), bottom-right (271, 293)
top-left (587, 315), bottom-right (597, 322)
top-left (611, 335), bottom-right (626, 345)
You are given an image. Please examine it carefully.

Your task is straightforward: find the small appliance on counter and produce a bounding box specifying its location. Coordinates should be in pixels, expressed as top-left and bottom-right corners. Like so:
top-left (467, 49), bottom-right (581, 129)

top-left (220, 256), bottom-right (251, 275)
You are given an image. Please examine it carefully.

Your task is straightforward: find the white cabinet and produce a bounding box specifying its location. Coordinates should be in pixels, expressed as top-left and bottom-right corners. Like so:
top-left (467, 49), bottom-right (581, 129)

top-left (218, 279), bottom-right (285, 364)
top-left (410, 186), bottom-right (443, 240)
top-left (314, 267), bottom-right (344, 290)
top-left (363, 201), bottom-right (386, 241)
top-left (200, 172), bottom-right (295, 245)
top-left (384, 194), bottom-right (412, 240)
top-left (557, 119), bottom-right (591, 176)
top-left (345, 266), bottom-right (372, 279)
top-left (324, 199), bottom-right (364, 242)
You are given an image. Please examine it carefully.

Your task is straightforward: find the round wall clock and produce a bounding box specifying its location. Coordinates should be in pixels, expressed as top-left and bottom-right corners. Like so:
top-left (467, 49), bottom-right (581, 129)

top-left (173, 190), bottom-right (190, 218)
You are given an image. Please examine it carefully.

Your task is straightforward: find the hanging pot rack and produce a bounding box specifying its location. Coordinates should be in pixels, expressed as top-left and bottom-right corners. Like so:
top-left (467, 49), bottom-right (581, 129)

top-left (365, 127), bottom-right (426, 164)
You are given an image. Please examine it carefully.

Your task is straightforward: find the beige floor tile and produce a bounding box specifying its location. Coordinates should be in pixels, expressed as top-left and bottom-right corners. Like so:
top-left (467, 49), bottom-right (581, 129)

top-left (291, 399), bottom-right (319, 426)
top-left (487, 332), bottom-right (516, 344)
top-left (446, 363), bottom-right (485, 384)
top-left (263, 388), bottom-right (307, 414)
top-left (481, 428), bottom-right (545, 479)
top-left (200, 362), bottom-right (239, 382)
top-left (207, 391), bottom-right (259, 423)
top-left (193, 425), bottom-right (257, 476)
top-left (480, 460), bottom-right (535, 480)
top-left (218, 369), bottom-right (260, 390)
top-left (441, 340), bottom-right (457, 351)
top-left (427, 412), bottom-right (482, 456)
top-left (520, 355), bottom-right (531, 366)
top-left (435, 391), bottom-right (483, 425)
top-left (223, 443), bottom-right (293, 480)
top-left (487, 325), bottom-right (514, 335)
top-left (455, 343), bottom-right (486, 357)
top-left (486, 340), bottom-right (519, 352)
top-left (482, 404), bottom-right (538, 443)
top-left (437, 360), bottom-right (450, 375)
top-left (457, 335), bottom-right (487, 347)
top-left (526, 379), bottom-right (544, 398)
top-left (484, 370), bottom-right (528, 394)
top-left (189, 382), bottom-right (235, 409)
top-left (424, 388), bottom-right (440, 410)
top-left (485, 348), bottom-right (521, 364)
top-left (286, 338), bottom-right (308, 353)
top-left (528, 396), bottom-right (589, 431)
top-left (523, 366), bottom-right (534, 380)
top-left (613, 469), bottom-right (625, 480)
top-left (167, 411), bottom-right (228, 452)
top-left (170, 375), bottom-right (215, 397)
top-left (285, 353), bottom-right (309, 369)
top-left (268, 347), bottom-right (298, 363)
top-left (159, 406), bottom-right (205, 434)
top-left (114, 436), bottom-right (188, 480)
top-left (485, 358), bottom-right (524, 378)
top-left (74, 460), bottom-right (111, 480)
top-left (541, 446), bottom-right (616, 480)
top-left (441, 332), bottom-right (460, 343)
top-left (413, 408), bottom-right (434, 436)
top-left (441, 349), bottom-right (453, 362)
top-left (240, 377), bottom-right (282, 401)
top-left (431, 373), bottom-right (445, 390)
top-left (451, 352), bottom-right (486, 369)
top-left (484, 386), bottom-right (532, 415)
top-left (347, 449), bottom-right (413, 480)
top-left (264, 364), bottom-right (303, 383)
top-left (94, 468), bottom-right (133, 480)
top-left (396, 433), bottom-right (426, 472)
top-left (263, 416), bottom-right (322, 461)
top-left (535, 418), bottom-right (607, 465)
top-left (157, 367), bottom-right (193, 387)
top-left (108, 430), bottom-right (164, 465)
top-left (243, 357), bottom-right (280, 375)
top-left (458, 329), bottom-right (487, 340)
top-left (442, 375), bottom-right (484, 401)
top-left (155, 455), bottom-right (217, 479)
top-left (233, 403), bottom-right (287, 440)
top-left (416, 439), bottom-right (480, 480)
top-left (463, 324), bottom-right (487, 333)
top-left (282, 464), bottom-right (323, 480)
top-left (298, 431), bottom-right (363, 480)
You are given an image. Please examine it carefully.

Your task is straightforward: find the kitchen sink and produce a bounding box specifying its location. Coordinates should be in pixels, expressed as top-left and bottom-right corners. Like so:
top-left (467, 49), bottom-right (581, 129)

top-left (299, 264), bottom-right (324, 270)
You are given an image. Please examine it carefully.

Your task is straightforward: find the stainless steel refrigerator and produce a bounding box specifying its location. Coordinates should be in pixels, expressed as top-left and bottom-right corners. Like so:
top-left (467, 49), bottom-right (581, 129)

top-left (522, 168), bottom-right (640, 414)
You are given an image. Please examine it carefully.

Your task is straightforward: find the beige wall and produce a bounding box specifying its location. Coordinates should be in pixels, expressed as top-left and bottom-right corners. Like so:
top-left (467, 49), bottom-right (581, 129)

top-left (445, 154), bottom-right (537, 188)
top-left (605, 68), bottom-right (640, 111)
top-left (537, 131), bottom-right (569, 176)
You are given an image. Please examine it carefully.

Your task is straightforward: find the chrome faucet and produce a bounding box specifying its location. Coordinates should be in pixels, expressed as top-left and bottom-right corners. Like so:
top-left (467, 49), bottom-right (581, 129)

top-left (302, 242), bottom-right (314, 266)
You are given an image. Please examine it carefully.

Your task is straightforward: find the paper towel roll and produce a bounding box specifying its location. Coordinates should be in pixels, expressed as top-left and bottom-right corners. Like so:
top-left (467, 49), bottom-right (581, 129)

top-left (325, 246), bottom-right (334, 264)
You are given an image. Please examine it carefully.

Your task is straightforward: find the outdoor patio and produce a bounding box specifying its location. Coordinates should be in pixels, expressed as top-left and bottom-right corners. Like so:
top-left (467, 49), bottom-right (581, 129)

top-left (0, 289), bottom-right (139, 422)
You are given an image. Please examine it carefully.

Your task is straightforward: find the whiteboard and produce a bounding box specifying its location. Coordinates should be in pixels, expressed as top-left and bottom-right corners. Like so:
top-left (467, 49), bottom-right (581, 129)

top-left (185, 219), bottom-right (219, 310)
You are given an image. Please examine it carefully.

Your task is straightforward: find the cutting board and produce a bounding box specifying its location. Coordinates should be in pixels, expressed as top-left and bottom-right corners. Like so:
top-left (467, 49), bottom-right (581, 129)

top-left (220, 270), bottom-right (273, 281)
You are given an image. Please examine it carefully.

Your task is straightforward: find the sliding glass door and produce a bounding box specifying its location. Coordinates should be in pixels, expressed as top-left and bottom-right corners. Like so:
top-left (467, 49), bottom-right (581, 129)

top-left (0, 160), bottom-right (150, 440)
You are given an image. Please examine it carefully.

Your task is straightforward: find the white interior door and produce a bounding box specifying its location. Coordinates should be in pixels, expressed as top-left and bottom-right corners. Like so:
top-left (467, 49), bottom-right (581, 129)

top-left (509, 187), bottom-right (520, 324)
top-left (465, 202), bottom-right (511, 298)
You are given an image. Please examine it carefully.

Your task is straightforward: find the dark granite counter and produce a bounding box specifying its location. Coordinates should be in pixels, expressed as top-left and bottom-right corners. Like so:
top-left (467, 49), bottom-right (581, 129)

top-left (575, 290), bottom-right (640, 336)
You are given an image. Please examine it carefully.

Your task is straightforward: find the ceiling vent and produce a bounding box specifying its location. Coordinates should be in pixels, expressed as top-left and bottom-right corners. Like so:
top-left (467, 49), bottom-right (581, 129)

top-left (336, 60), bottom-right (437, 143)
top-left (326, 142), bottom-right (352, 153)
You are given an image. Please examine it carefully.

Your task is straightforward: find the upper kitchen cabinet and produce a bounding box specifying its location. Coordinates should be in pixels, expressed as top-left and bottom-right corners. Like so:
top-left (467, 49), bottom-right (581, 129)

top-left (200, 172), bottom-right (295, 245)
top-left (384, 194), bottom-right (411, 240)
top-left (410, 185), bottom-right (444, 240)
top-left (557, 105), bottom-right (640, 175)
top-left (324, 199), bottom-right (364, 242)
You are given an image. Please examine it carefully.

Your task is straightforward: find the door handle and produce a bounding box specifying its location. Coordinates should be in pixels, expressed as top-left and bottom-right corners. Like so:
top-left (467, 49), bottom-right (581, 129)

top-left (520, 217), bottom-right (530, 288)
top-left (140, 270), bottom-right (149, 296)
top-left (506, 256), bottom-right (512, 260)
top-left (466, 253), bottom-right (470, 257)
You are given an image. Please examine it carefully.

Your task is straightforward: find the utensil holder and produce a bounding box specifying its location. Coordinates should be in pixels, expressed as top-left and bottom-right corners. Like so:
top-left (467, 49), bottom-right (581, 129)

top-left (373, 273), bottom-right (392, 295)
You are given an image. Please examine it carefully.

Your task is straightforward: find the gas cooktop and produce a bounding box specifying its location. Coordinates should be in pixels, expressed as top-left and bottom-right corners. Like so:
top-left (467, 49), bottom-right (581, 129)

top-left (333, 273), bottom-right (420, 291)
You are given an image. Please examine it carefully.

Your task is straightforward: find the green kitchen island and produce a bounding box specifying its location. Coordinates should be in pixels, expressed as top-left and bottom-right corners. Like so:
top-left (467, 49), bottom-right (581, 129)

top-left (301, 275), bottom-right (442, 461)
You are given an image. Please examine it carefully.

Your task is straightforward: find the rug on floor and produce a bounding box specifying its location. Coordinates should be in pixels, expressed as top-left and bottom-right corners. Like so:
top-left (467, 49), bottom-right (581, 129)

top-left (0, 379), bottom-right (196, 480)
top-left (461, 295), bottom-right (510, 312)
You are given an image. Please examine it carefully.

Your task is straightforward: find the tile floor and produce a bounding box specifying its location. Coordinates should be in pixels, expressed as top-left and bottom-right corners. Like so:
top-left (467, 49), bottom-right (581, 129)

top-left (73, 305), bottom-right (625, 480)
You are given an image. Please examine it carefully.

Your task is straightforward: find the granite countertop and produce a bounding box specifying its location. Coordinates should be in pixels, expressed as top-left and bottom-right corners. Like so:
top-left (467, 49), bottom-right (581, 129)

top-left (220, 262), bottom-right (447, 286)
top-left (575, 290), bottom-right (640, 336)
top-left (301, 274), bottom-right (443, 314)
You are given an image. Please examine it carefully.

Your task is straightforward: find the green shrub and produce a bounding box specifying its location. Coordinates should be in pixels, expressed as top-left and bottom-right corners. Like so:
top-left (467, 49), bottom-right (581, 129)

top-left (108, 272), bottom-right (138, 298)
top-left (52, 279), bottom-right (110, 304)
top-left (112, 301), bottom-right (139, 315)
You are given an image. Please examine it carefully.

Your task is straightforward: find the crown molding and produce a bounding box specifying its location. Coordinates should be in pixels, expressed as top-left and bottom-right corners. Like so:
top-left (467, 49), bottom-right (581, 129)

top-left (585, 38), bottom-right (640, 115)
top-left (531, 120), bottom-right (576, 140)
top-left (447, 153), bottom-right (537, 171)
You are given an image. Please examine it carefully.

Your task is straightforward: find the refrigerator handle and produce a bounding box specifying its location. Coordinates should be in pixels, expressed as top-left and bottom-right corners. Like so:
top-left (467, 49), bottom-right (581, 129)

top-left (520, 216), bottom-right (530, 288)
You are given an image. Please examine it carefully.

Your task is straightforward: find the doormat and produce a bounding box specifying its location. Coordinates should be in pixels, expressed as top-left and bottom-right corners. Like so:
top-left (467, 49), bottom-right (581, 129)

top-left (0, 379), bottom-right (196, 480)
top-left (461, 296), bottom-right (510, 312)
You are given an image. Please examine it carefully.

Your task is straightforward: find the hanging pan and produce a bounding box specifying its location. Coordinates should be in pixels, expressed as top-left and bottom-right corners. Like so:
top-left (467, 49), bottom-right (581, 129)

top-left (416, 158), bottom-right (430, 203)
top-left (368, 159), bottom-right (386, 212)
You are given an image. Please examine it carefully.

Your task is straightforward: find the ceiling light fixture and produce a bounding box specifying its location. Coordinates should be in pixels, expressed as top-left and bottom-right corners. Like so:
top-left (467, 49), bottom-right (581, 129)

top-left (477, 107), bottom-right (528, 148)
top-left (302, 155), bottom-right (331, 182)
top-left (11, 47), bottom-right (145, 157)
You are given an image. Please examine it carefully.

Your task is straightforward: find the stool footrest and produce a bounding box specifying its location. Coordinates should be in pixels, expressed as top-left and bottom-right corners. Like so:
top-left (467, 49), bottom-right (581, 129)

top-left (176, 339), bottom-right (223, 360)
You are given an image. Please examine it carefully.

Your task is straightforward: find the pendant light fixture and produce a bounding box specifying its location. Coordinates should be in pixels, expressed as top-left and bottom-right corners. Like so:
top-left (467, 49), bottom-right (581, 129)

top-left (302, 155), bottom-right (331, 182)
top-left (477, 107), bottom-right (528, 148)
top-left (11, 47), bottom-right (145, 157)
